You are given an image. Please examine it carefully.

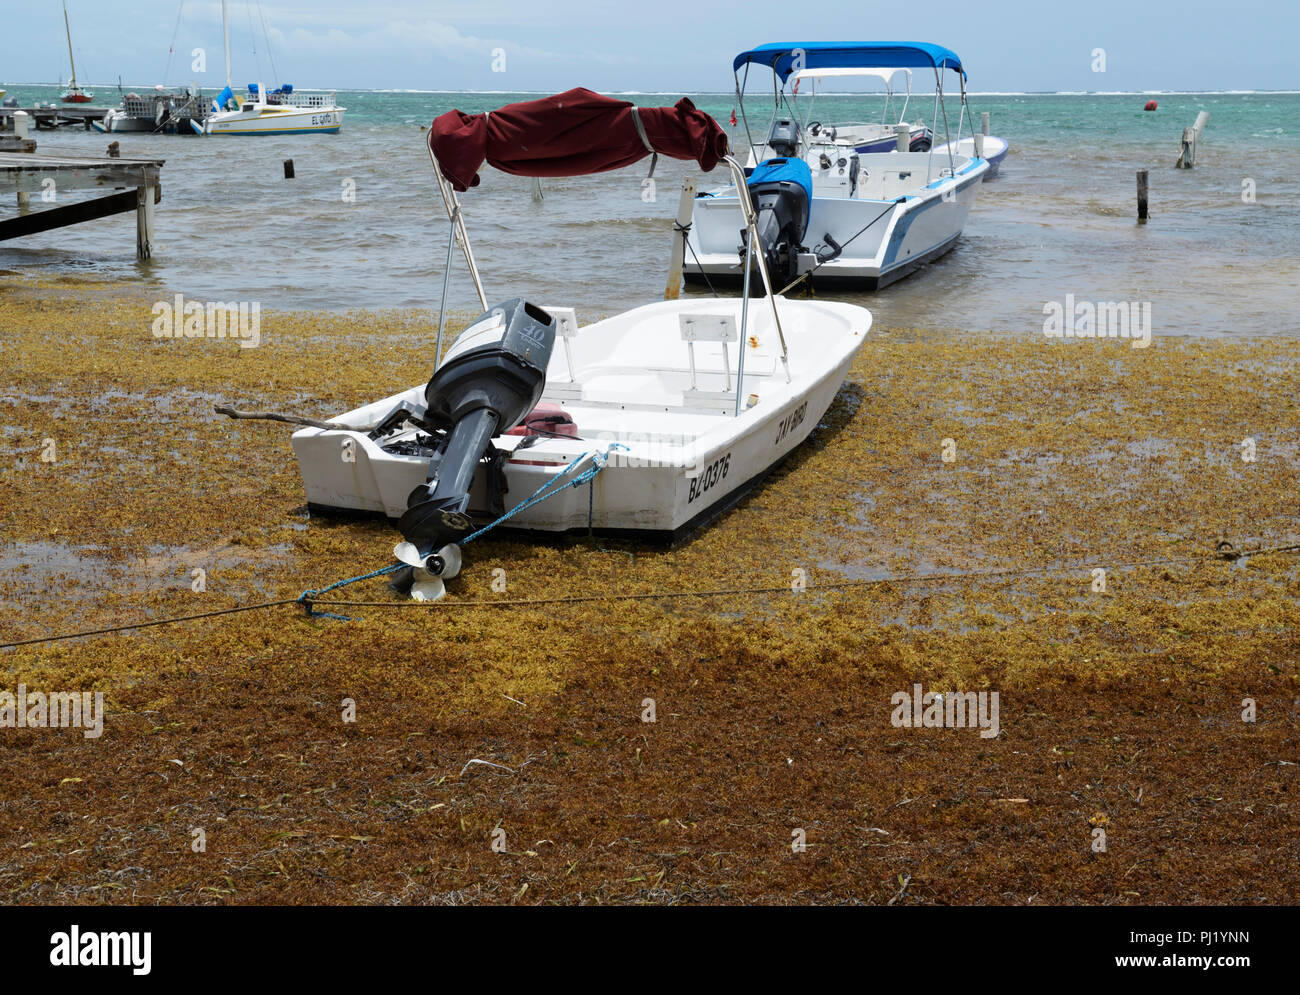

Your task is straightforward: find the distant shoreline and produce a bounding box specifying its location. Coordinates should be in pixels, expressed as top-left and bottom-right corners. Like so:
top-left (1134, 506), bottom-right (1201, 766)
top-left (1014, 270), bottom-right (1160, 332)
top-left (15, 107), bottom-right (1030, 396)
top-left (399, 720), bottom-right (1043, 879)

top-left (3, 83), bottom-right (1298, 97)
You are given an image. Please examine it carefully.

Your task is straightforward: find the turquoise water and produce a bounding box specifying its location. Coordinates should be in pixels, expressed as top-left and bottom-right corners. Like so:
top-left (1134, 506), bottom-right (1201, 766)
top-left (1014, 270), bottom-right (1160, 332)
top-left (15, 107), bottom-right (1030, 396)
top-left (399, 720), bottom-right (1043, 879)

top-left (2, 85), bottom-right (1298, 337)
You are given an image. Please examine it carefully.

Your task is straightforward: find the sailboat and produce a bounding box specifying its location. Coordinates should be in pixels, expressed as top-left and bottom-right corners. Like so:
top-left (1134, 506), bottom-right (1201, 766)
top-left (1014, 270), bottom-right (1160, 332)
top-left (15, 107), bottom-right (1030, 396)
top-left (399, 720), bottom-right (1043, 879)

top-left (193, 1), bottom-right (344, 135)
top-left (59, 1), bottom-right (93, 103)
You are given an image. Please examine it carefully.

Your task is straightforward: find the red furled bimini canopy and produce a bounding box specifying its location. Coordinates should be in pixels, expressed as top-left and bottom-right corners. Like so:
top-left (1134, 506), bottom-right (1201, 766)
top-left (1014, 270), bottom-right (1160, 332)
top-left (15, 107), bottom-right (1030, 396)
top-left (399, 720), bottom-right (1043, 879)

top-left (428, 87), bottom-right (730, 192)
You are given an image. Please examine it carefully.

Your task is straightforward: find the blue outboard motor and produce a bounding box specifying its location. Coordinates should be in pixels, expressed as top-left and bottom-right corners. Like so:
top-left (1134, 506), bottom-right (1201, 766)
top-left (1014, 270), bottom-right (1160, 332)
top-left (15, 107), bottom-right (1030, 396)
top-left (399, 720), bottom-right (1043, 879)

top-left (744, 157), bottom-right (813, 285)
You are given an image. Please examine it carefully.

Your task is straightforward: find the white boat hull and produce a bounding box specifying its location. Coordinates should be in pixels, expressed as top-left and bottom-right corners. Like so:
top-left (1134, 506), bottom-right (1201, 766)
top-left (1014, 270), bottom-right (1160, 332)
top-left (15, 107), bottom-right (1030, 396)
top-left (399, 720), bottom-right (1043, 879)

top-left (292, 297), bottom-right (871, 536)
top-left (934, 135), bottom-right (1008, 178)
top-left (204, 106), bottom-right (344, 135)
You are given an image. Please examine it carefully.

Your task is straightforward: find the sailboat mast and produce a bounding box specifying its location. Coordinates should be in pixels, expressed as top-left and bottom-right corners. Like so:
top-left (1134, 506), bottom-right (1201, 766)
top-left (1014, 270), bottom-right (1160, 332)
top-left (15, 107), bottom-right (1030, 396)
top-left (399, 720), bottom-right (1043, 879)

top-left (63, 0), bottom-right (78, 87)
top-left (222, 0), bottom-right (232, 88)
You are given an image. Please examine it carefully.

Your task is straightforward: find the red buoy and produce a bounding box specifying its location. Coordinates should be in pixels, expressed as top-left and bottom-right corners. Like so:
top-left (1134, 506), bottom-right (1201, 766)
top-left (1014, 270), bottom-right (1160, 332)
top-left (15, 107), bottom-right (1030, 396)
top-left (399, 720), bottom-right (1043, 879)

top-left (1144, 100), bottom-right (1158, 111)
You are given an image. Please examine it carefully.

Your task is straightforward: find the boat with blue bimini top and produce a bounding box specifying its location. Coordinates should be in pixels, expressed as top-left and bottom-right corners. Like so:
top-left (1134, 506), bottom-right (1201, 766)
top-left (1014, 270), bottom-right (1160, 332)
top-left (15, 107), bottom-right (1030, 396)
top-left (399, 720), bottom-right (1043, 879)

top-left (256, 89), bottom-right (872, 601)
top-left (685, 41), bottom-right (988, 291)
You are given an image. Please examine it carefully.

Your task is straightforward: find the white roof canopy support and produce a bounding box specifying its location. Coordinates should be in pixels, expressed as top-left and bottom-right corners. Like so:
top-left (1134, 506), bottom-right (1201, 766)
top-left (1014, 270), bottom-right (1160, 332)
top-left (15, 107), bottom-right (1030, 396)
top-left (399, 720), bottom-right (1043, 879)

top-left (788, 66), bottom-right (912, 84)
top-left (785, 66), bottom-right (915, 138)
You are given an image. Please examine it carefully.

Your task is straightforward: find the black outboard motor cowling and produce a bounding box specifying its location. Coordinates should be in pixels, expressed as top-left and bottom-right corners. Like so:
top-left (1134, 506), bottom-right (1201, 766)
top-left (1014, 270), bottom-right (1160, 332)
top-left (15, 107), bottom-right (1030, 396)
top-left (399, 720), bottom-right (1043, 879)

top-left (397, 298), bottom-right (556, 559)
top-left (743, 157), bottom-right (813, 285)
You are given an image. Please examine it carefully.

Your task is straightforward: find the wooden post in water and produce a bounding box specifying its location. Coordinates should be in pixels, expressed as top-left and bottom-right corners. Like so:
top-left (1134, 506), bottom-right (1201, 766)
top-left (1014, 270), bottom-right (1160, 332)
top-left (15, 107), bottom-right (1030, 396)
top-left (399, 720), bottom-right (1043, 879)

top-left (894, 124), bottom-right (909, 151)
top-left (664, 175), bottom-right (697, 300)
top-left (283, 159), bottom-right (295, 179)
top-left (981, 112), bottom-right (990, 136)
top-left (1137, 169), bottom-right (1149, 222)
top-left (1176, 110), bottom-right (1210, 168)
top-left (136, 184), bottom-right (156, 259)
top-left (531, 177), bottom-right (543, 202)
top-left (14, 112), bottom-right (30, 212)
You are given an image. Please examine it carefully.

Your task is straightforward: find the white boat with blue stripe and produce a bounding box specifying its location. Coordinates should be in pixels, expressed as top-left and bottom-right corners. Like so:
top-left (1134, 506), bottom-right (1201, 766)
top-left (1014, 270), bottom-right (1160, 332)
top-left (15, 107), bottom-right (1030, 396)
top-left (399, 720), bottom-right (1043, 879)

top-left (685, 42), bottom-right (988, 290)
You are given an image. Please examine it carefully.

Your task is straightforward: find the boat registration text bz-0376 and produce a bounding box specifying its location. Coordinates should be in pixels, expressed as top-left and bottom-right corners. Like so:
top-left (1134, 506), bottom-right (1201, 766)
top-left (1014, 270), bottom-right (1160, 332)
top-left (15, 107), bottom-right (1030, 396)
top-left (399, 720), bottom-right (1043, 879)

top-left (688, 452), bottom-right (732, 503)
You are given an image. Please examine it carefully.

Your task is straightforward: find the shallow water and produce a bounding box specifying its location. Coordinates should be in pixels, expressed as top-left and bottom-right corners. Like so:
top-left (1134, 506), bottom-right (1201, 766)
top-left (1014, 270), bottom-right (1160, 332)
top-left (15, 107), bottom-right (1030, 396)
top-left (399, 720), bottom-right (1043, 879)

top-left (2, 87), bottom-right (1298, 338)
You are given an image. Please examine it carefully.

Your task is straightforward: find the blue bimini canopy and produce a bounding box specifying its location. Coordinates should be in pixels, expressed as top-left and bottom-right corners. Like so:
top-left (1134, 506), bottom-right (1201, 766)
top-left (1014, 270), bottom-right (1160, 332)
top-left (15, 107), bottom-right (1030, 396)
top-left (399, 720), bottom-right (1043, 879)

top-left (733, 42), bottom-right (965, 81)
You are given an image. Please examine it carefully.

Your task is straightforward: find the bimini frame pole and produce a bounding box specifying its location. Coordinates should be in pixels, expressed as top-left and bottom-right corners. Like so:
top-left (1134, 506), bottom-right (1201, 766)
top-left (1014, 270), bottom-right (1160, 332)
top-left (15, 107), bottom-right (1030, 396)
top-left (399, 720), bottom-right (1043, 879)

top-left (428, 143), bottom-right (489, 313)
top-left (434, 218), bottom-right (455, 366)
top-left (427, 143), bottom-right (489, 368)
top-left (719, 154), bottom-right (791, 415)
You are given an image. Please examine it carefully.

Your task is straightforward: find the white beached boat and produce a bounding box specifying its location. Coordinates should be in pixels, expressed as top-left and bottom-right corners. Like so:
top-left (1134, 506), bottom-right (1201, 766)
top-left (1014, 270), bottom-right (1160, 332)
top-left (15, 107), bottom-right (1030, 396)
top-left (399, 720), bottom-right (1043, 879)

top-left (192, 1), bottom-right (344, 135)
top-left (276, 89), bottom-right (872, 599)
top-left (686, 42), bottom-right (988, 290)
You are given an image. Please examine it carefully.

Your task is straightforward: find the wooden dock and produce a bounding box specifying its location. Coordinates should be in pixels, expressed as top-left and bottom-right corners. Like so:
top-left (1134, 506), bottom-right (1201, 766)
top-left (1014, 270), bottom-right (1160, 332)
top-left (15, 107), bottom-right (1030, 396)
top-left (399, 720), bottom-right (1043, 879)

top-left (0, 105), bottom-right (108, 131)
top-left (0, 151), bottom-right (165, 259)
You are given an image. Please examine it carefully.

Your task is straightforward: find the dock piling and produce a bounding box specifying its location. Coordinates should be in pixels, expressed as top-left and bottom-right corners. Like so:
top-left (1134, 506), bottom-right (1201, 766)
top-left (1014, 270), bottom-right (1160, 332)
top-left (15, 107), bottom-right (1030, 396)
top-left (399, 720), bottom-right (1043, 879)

top-left (1137, 169), bottom-right (1149, 222)
top-left (894, 123), bottom-right (909, 151)
top-left (664, 176), bottom-right (698, 300)
top-left (13, 112), bottom-right (30, 212)
top-left (136, 186), bottom-right (156, 260)
top-left (1176, 110), bottom-right (1210, 168)
top-left (283, 159), bottom-right (295, 179)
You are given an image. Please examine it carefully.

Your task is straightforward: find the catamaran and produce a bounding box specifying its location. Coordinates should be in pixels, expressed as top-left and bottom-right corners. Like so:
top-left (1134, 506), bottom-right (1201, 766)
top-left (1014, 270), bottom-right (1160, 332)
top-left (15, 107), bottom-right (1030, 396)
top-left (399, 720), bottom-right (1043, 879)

top-left (58, 1), bottom-right (93, 103)
top-left (192, 1), bottom-right (344, 135)
top-left (264, 89), bottom-right (872, 600)
top-left (95, 85), bottom-right (212, 135)
top-left (685, 41), bottom-right (988, 290)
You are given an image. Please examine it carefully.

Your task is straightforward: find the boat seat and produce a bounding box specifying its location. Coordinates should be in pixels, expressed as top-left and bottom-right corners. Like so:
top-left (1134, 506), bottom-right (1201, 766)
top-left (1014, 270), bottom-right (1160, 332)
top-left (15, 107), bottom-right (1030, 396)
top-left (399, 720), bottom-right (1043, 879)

top-left (679, 313), bottom-right (737, 393)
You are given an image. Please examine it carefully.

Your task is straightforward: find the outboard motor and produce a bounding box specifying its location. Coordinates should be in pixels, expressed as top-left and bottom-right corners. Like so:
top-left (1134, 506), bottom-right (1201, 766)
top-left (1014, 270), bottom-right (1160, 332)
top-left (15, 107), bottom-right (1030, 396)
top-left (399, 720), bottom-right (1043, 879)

top-left (742, 157), bottom-right (813, 286)
top-left (392, 298), bottom-right (556, 598)
top-left (767, 118), bottom-right (801, 158)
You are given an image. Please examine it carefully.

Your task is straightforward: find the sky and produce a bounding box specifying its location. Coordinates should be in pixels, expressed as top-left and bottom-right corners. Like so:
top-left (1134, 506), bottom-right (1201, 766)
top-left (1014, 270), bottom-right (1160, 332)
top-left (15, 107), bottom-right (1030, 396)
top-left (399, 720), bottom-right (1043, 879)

top-left (3, 0), bottom-right (1296, 93)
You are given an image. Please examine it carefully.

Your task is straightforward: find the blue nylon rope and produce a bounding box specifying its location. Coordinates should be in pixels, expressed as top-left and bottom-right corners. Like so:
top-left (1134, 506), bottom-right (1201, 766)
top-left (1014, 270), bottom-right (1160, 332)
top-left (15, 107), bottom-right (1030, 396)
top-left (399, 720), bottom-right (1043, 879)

top-left (298, 443), bottom-right (625, 620)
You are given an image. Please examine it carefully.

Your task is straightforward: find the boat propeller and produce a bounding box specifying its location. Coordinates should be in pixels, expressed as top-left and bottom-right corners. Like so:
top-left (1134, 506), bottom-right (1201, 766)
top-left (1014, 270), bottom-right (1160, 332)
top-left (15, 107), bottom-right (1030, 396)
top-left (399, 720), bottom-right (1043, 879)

top-left (392, 540), bottom-right (463, 601)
